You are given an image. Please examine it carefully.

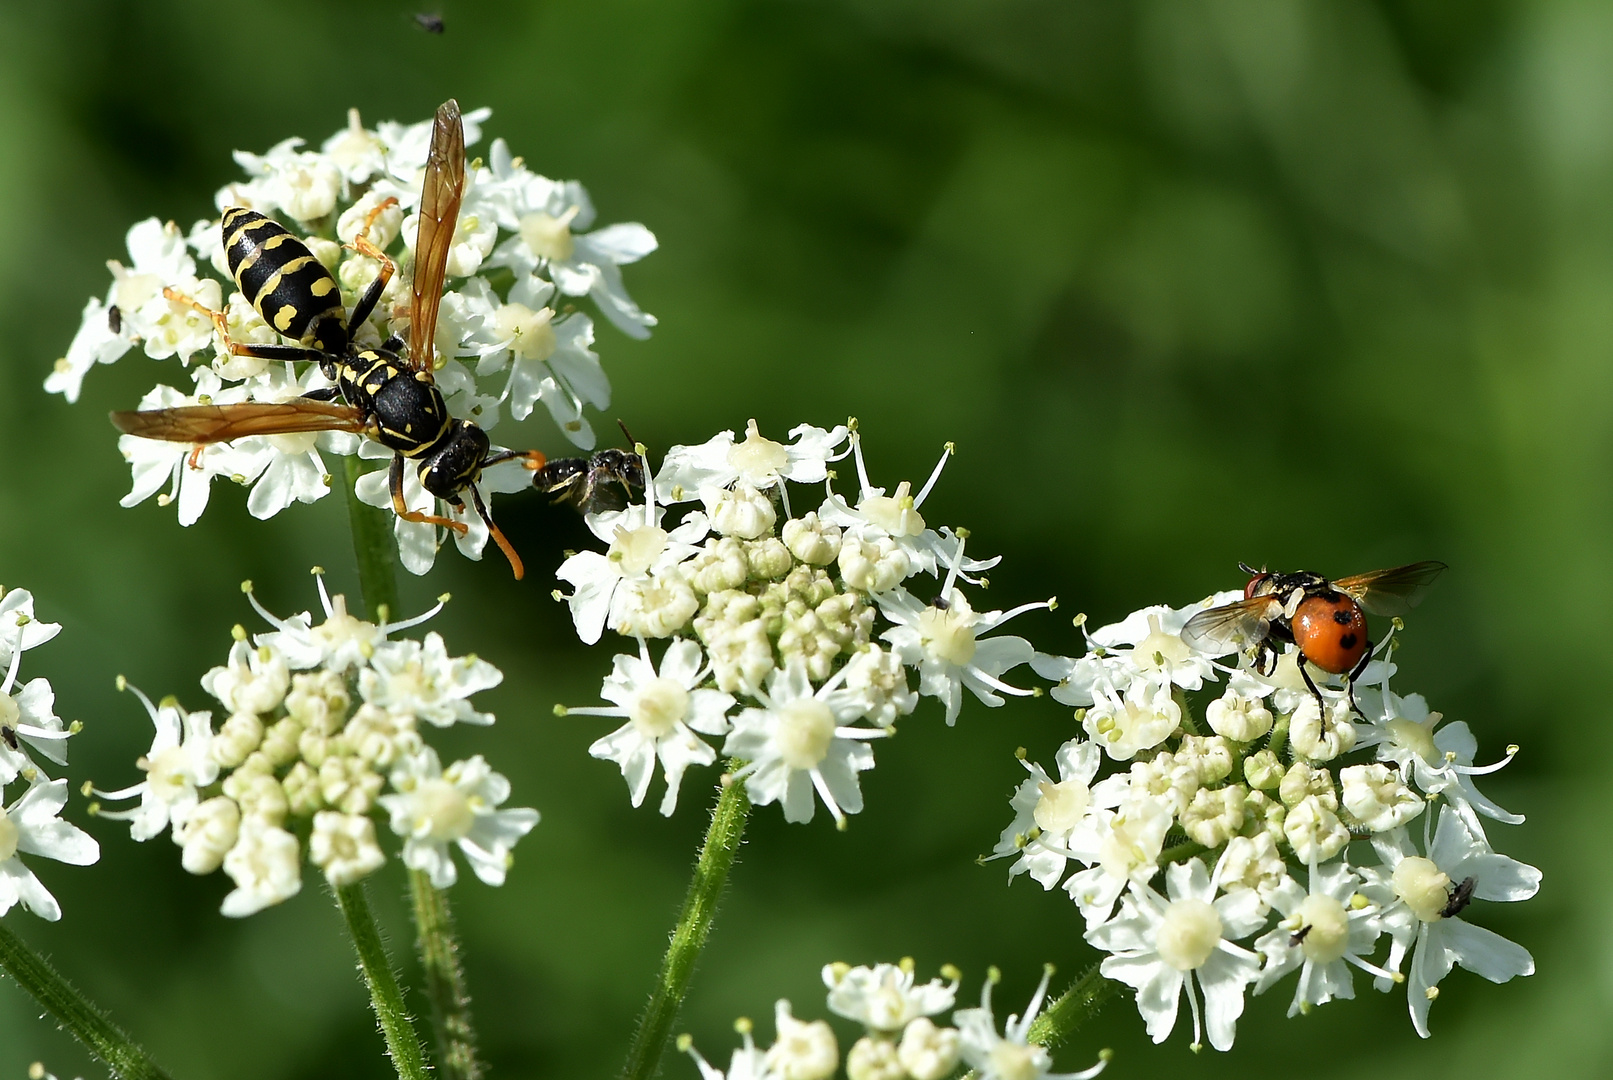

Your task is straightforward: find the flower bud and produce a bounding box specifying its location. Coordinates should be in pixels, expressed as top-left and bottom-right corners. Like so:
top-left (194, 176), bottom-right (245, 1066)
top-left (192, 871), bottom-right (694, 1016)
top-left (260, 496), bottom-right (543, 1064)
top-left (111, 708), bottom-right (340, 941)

top-left (1243, 748), bottom-right (1283, 790)
top-left (1205, 689), bottom-right (1273, 742)
top-left (897, 1018), bottom-right (960, 1080)
top-left (705, 483), bottom-right (777, 539)
top-left (783, 513), bottom-right (843, 566)
top-left (846, 1037), bottom-right (904, 1080)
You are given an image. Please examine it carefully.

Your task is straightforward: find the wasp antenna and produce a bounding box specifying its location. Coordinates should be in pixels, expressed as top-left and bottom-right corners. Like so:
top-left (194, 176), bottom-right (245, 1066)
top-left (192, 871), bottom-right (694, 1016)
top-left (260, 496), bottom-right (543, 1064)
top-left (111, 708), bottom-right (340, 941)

top-left (469, 483), bottom-right (524, 580)
top-left (616, 418), bottom-right (638, 446)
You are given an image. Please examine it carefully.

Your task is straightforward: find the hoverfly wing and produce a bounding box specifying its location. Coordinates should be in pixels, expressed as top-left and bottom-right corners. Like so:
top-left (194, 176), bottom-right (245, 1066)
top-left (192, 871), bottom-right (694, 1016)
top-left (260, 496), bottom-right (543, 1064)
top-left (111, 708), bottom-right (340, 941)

top-left (408, 99), bottom-right (465, 373)
top-left (110, 401), bottom-right (365, 443)
top-left (1334, 561), bottom-right (1448, 617)
top-left (1179, 596), bottom-right (1280, 657)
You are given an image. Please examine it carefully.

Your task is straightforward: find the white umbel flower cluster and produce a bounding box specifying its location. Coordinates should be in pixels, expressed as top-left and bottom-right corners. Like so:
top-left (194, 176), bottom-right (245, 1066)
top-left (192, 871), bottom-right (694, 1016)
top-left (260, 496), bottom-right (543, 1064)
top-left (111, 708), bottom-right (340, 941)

top-left (680, 962), bottom-right (1108, 1080)
top-left (558, 421), bottom-right (1052, 825)
top-left (93, 574), bottom-right (537, 916)
top-left (991, 597), bottom-right (1538, 1048)
top-left (0, 587), bottom-right (99, 921)
top-left (50, 105), bottom-right (656, 575)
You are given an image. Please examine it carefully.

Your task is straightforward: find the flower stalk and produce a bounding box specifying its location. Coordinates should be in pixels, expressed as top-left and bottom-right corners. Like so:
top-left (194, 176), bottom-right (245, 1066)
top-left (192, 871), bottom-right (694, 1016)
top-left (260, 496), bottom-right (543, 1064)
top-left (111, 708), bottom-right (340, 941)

top-left (620, 767), bottom-right (753, 1080)
top-left (1024, 963), bottom-right (1121, 1051)
top-left (0, 919), bottom-right (174, 1080)
top-left (335, 883), bottom-right (431, 1080)
top-left (410, 868), bottom-right (483, 1080)
top-left (345, 465), bottom-right (480, 1079)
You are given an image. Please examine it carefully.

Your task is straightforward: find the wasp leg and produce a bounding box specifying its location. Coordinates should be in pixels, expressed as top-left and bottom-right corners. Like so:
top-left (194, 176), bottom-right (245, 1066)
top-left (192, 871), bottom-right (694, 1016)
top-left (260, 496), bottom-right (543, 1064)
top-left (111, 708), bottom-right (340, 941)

top-left (389, 453), bottom-right (469, 535)
top-left (345, 198), bottom-right (400, 328)
top-left (1297, 656), bottom-right (1329, 715)
top-left (300, 386), bottom-right (342, 402)
top-left (468, 483), bottom-right (524, 580)
top-left (482, 449), bottom-right (548, 471)
top-left (162, 287), bottom-right (328, 364)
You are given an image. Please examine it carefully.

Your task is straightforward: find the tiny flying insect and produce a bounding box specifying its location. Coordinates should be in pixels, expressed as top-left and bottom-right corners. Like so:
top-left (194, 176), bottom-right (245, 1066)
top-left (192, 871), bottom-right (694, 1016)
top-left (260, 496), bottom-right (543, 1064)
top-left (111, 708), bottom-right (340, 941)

top-left (1179, 561), bottom-right (1447, 712)
top-left (110, 100), bottom-right (548, 579)
top-left (414, 12), bottom-right (445, 33)
top-left (530, 422), bottom-right (645, 515)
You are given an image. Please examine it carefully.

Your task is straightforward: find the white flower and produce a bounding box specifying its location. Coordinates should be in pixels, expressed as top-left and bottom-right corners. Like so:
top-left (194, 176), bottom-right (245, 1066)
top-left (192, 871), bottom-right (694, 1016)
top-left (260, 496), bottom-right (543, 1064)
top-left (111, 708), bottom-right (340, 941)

top-left (94, 684), bottom-right (217, 841)
top-left (655, 420), bottom-right (849, 512)
top-left (988, 740), bottom-right (1112, 889)
top-left (823, 961), bottom-right (958, 1033)
top-left (360, 632), bottom-right (502, 728)
top-left (681, 1022), bottom-right (777, 1080)
top-left (201, 639), bottom-right (291, 716)
top-left (1288, 696), bottom-right (1358, 762)
top-left (723, 661), bottom-right (887, 827)
top-left (1339, 763), bottom-right (1425, 832)
top-left (380, 750), bottom-right (539, 888)
top-left (46, 296), bottom-right (134, 403)
top-left (1252, 859), bottom-right (1393, 1016)
top-left (118, 375), bottom-right (254, 527)
top-left (0, 589), bottom-right (62, 674)
top-left (230, 136), bottom-right (344, 223)
top-left (1215, 833), bottom-right (1288, 913)
top-left (220, 816), bottom-right (302, 917)
top-left (0, 669), bottom-right (72, 785)
top-left (878, 546), bottom-right (1044, 726)
top-left (1086, 857), bottom-right (1265, 1052)
top-left (1202, 687), bottom-right (1273, 743)
top-left (704, 483), bottom-right (778, 540)
top-left (1352, 686), bottom-right (1521, 836)
top-left (897, 1019), bottom-right (961, 1080)
top-left (1033, 592), bottom-right (1243, 710)
top-left (1365, 807), bottom-right (1539, 1037)
top-left (818, 434), bottom-right (994, 583)
top-left (473, 276), bottom-right (610, 436)
top-left (764, 1001), bottom-right (838, 1080)
top-left (0, 780), bottom-right (100, 921)
top-left (1061, 797), bottom-right (1174, 926)
top-left (831, 645), bottom-right (917, 728)
top-left (310, 810), bottom-right (387, 887)
top-left (555, 479), bottom-right (709, 644)
top-left (482, 149), bottom-right (659, 338)
top-left (174, 796), bottom-right (240, 875)
top-left (954, 968), bottom-right (1108, 1080)
top-left (564, 638), bottom-right (735, 816)
top-left (1080, 680), bottom-right (1181, 762)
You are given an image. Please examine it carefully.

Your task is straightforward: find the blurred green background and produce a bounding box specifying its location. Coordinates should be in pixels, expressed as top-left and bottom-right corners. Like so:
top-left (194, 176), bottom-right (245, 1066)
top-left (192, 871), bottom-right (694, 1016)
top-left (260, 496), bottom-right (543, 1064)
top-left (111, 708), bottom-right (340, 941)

top-left (0, 0), bottom-right (1598, 1076)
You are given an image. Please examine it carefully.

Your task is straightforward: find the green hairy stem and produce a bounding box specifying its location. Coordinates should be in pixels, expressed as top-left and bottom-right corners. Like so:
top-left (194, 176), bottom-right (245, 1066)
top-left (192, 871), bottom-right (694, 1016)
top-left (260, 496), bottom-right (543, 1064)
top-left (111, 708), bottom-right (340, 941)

top-left (335, 884), bottom-right (431, 1080)
top-left (620, 769), bottom-right (753, 1080)
top-left (344, 463), bottom-right (481, 1079)
top-left (410, 869), bottom-right (484, 1080)
top-left (1026, 963), bottom-right (1122, 1050)
top-left (0, 919), bottom-right (174, 1080)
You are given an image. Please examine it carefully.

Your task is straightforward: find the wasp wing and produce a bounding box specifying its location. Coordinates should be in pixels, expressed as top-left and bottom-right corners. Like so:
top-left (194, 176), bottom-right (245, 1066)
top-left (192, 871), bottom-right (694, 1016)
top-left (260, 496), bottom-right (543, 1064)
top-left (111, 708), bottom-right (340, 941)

top-left (1179, 595), bottom-right (1281, 657)
top-left (1334, 561), bottom-right (1448, 617)
top-left (110, 401), bottom-right (366, 443)
top-left (408, 99), bottom-right (465, 373)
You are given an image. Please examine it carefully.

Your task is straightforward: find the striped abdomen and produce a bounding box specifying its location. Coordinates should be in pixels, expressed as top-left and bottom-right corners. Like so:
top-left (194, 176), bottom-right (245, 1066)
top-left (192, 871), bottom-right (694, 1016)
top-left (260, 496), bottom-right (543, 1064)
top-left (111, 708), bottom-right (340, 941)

top-left (221, 207), bottom-right (348, 354)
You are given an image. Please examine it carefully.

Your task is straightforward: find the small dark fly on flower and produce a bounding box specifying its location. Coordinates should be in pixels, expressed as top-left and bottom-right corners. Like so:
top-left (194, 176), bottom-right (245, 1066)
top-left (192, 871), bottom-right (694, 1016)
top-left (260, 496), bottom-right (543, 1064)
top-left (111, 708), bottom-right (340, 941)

top-left (1180, 561), bottom-right (1447, 712)
top-left (1441, 875), bottom-right (1478, 919)
top-left (106, 304), bottom-right (121, 335)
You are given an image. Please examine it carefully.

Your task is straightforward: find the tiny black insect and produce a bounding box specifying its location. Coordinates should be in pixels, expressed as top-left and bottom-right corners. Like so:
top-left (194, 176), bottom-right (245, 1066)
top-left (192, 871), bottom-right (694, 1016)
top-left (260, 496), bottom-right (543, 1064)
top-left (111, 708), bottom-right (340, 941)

top-left (415, 12), bottom-right (445, 33)
top-left (107, 304), bottom-right (122, 334)
top-left (1440, 876), bottom-right (1478, 920)
top-left (1289, 924), bottom-right (1312, 948)
top-left (1, 725), bottom-right (17, 751)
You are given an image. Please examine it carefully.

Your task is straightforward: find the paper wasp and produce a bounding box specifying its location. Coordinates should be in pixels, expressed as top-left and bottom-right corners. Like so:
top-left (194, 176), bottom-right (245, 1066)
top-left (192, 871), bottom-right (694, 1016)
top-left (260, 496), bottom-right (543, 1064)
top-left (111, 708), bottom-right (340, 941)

top-left (110, 100), bottom-right (546, 579)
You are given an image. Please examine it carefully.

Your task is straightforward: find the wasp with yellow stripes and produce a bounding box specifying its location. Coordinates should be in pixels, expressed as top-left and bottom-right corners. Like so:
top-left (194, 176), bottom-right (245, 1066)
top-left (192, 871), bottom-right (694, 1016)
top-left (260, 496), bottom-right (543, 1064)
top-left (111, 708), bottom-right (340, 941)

top-left (111, 99), bottom-right (546, 579)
